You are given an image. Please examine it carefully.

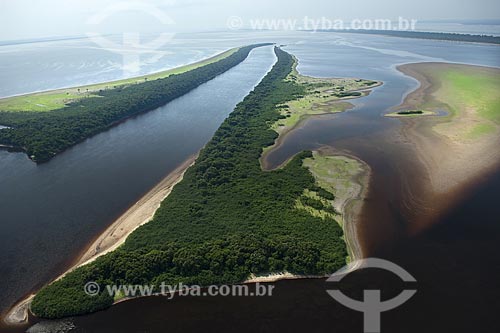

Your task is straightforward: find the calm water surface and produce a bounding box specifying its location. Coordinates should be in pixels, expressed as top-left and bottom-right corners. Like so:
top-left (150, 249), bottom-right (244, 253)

top-left (0, 45), bottom-right (276, 315)
top-left (0, 31), bottom-right (499, 332)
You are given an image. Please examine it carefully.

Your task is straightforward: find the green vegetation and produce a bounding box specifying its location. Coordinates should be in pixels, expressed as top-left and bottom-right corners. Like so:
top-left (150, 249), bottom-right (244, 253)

top-left (329, 29), bottom-right (500, 45)
top-left (31, 47), bottom-right (348, 319)
top-left (385, 110), bottom-right (435, 118)
top-left (0, 92), bottom-right (98, 113)
top-left (398, 110), bottom-right (424, 115)
top-left (436, 68), bottom-right (500, 140)
top-left (441, 69), bottom-right (500, 124)
top-left (302, 152), bottom-right (366, 225)
top-left (0, 44), bottom-right (268, 162)
top-left (413, 65), bottom-right (500, 140)
top-left (268, 57), bottom-right (379, 139)
top-left (0, 48), bottom-right (239, 113)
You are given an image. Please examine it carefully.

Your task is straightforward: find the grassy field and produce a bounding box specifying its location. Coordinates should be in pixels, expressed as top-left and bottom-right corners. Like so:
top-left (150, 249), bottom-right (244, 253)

top-left (437, 67), bottom-right (500, 140)
top-left (0, 47), bottom-right (239, 112)
top-left (301, 152), bottom-right (366, 225)
top-left (270, 57), bottom-right (380, 136)
top-left (400, 63), bottom-right (500, 141)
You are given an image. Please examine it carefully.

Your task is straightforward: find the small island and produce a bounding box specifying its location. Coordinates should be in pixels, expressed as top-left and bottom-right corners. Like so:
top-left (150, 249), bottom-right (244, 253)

top-left (385, 109), bottom-right (435, 117)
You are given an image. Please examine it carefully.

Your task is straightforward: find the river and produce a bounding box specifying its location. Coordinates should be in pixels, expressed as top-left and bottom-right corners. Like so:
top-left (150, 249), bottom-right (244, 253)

top-left (0, 31), bottom-right (499, 332)
top-left (0, 44), bottom-right (277, 317)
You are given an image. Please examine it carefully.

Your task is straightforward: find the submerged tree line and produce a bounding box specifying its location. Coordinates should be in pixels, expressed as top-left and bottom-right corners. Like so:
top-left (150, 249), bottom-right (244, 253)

top-left (0, 44), bottom-right (271, 163)
top-left (31, 47), bottom-right (348, 318)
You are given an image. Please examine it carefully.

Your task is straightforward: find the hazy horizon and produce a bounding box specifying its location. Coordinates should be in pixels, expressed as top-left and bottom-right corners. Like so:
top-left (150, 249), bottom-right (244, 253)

top-left (1, 0), bottom-right (500, 41)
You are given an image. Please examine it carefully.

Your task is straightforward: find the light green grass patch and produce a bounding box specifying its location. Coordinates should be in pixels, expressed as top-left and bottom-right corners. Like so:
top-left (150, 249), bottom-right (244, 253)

top-left (430, 67), bottom-right (500, 140)
top-left (300, 152), bottom-right (366, 227)
top-left (270, 57), bottom-right (379, 136)
top-left (0, 48), bottom-right (239, 112)
top-left (442, 69), bottom-right (500, 123)
top-left (295, 190), bottom-right (338, 220)
top-left (0, 92), bottom-right (101, 112)
top-left (466, 123), bottom-right (496, 139)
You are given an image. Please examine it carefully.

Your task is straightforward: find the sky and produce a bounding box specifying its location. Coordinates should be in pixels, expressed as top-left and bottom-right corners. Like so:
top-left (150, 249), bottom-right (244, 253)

top-left (1, 0), bottom-right (500, 41)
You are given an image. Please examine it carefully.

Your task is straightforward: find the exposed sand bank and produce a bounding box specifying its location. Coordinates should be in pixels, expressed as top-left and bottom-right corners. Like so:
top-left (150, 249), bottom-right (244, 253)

top-left (394, 62), bottom-right (500, 233)
top-left (244, 272), bottom-right (328, 283)
top-left (260, 57), bottom-right (382, 170)
top-left (3, 154), bottom-right (198, 325)
top-left (396, 62), bottom-right (500, 195)
top-left (242, 148), bottom-right (371, 285)
top-left (302, 148), bottom-right (371, 262)
top-left (76, 154), bottom-right (198, 267)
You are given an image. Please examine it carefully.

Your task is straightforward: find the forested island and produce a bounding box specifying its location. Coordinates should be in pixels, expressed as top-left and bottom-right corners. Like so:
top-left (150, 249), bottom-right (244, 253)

top-left (30, 46), bottom-right (355, 318)
top-left (324, 29), bottom-right (500, 45)
top-left (0, 44), bottom-right (270, 163)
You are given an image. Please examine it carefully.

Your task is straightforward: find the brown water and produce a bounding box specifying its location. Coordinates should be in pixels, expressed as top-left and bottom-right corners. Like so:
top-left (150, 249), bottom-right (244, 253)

top-left (2, 34), bottom-right (499, 332)
top-left (262, 102), bottom-right (432, 257)
top-left (8, 165), bottom-right (497, 333)
top-left (10, 163), bottom-right (497, 333)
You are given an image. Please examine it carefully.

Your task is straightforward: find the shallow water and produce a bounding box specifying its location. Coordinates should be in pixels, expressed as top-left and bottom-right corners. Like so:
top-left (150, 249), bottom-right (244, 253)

top-left (264, 35), bottom-right (499, 254)
top-left (0, 31), bottom-right (499, 331)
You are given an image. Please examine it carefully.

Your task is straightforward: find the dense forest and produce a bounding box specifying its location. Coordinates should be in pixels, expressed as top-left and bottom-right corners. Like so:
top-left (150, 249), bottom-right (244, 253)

top-left (0, 43), bottom-right (271, 163)
top-left (31, 47), bottom-right (348, 318)
top-left (325, 29), bottom-right (500, 44)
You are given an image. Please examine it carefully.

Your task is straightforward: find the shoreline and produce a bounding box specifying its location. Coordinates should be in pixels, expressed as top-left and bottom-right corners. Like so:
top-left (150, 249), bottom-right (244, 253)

top-left (394, 62), bottom-right (500, 232)
top-left (327, 150), bottom-right (371, 262)
top-left (94, 148), bottom-right (372, 315)
top-left (0, 47), bottom-right (240, 101)
top-left (259, 62), bottom-right (383, 170)
top-left (5, 54), bottom-right (375, 326)
top-left (3, 154), bottom-right (198, 325)
top-left (260, 60), bottom-right (377, 261)
top-left (396, 62), bottom-right (500, 194)
top-left (309, 148), bottom-right (371, 262)
top-left (75, 154), bottom-right (198, 267)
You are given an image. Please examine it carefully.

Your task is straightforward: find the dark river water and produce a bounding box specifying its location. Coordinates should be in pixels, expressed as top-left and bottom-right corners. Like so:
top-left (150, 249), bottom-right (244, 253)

top-left (0, 32), bottom-right (499, 332)
top-left (0, 45), bottom-right (277, 316)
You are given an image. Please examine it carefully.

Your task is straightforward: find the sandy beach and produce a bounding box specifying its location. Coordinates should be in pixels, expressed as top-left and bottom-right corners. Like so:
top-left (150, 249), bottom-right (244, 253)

top-left (395, 62), bottom-right (500, 228)
top-left (4, 154), bottom-right (198, 325)
top-left (76, 154), bottom-right (198, 267)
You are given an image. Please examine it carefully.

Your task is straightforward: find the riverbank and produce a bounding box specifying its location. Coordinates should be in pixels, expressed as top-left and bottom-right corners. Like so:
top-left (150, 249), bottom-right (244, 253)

top-left (394, 62), bottom-right (500, 233)
top-left (26, 47), bottom-right (355, 320)
top-left (260, 57), bottom-right (381, 169)
top-left (302, 148), bottom-right (371, 262)
top-left (260, 58), bottom-right (376, 261)
top-left (0, 44), bottom-right (269, 163)
top-left (396, 62), bottom-right (500, 195)
top-left (3, 154), bottom-right (198, 325)
top-left (0, 48), bottom-right (240, 112)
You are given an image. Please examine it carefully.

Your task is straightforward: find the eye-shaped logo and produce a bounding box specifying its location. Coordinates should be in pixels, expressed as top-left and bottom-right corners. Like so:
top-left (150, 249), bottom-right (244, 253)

top-left (86, 1), bottom-right (176, 75)
top-left (326, 258), bottom-right (417, 333)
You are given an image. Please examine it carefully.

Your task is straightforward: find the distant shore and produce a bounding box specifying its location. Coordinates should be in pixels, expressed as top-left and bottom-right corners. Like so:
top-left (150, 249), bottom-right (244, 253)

top-left (4, 154), bottom-right (198, 325)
